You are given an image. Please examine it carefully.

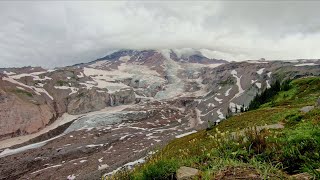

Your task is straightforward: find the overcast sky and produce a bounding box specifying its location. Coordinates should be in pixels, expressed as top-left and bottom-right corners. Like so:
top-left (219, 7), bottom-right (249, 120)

top-left (1, 1), bottom-right (320, 68)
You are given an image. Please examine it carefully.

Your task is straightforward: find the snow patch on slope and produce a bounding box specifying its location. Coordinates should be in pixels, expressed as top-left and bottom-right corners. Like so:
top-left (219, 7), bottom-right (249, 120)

top-left (176, 130), bottom-right (197, 138)
top-left (2, 76), bottom-right (53, 100)
top-left (214, 97), bottom-right (222, 103)
top-left (3, 71), bottom-right (16, 75)
top-left (217, 109), bottom-right (225, 119)
top-left (257, 68), bottom-right (265, 75)
top-left (266, 80), bottom-right (271, 88)
top-left (294, 63), bottom-right (318, 67)
top-left (230, 70), bottom-right (244, 100)
top-left (54, 86), bottom-right (78, 95)
top-left (229, 102), bottom-right (242, 113)
top-left (255, 82), bottom-right (261, 89)
top-left (267, 72), bottom-right (272, 78)
top-left (225, 87), bottom-right (232, 96)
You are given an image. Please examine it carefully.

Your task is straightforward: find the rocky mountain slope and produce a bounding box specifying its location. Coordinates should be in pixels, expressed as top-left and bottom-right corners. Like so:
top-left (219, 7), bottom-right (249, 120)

top-left (0, 49), bottom-right (320, 179)
top-left (114, 76), bottom-right (320, 179)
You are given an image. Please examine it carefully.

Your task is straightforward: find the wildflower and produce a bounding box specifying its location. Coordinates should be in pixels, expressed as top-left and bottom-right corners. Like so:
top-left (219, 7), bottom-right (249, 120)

top-left (243, 137), bottom-right (248, 143)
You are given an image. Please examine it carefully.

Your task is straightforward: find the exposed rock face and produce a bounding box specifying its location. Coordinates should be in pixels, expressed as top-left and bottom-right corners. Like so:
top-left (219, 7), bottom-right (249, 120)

top-left (176, 166), bottom-right (200, 180)
top-left (67, 88), bottom-right (136, 115)
top-left (0, 89), bottom-right (55, 140)
top-left (67, 89), bottom-right (110, 114)
top-left (111, 88), bottom-right (135, 106)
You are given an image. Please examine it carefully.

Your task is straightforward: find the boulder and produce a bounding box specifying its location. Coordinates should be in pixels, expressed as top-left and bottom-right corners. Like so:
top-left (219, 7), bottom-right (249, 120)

top-left (176, 166), bottom-right (199, 180)
top-left (291, 172), bottom-right (312, 180)
top-left (316, 98), bottom-right (320, 107)
top-left (300, 106), bottom-right (314, 113)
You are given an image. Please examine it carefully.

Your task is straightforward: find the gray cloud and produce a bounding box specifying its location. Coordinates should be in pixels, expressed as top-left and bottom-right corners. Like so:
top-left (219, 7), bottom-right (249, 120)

top-left (0, 1), bottom-right (320, 68)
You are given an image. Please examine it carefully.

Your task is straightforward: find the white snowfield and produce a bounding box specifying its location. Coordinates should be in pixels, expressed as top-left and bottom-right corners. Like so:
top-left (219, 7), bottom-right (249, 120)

top-left (77, 72), bottom-right (84, 78)
top-left (208, 103), bottom-right (215, 107)
top-left (54, 86), bottom-right (79, 95)
top-left (267, 72), bottom-right (272, 78)
top-left (256, 82), bottom-right (262, 89)
top-left (217, 108), bottom-right (225, 119)
top-left (119, 55), bottom-right (131, 62)
top-left (225, 87), bottom-right (232, 96)
top-left (266, 80), bottom-right (271, 88)
top-left (84, 62), bottom-right (165, 93)
top-left (104, 153), bottom-right (150, 176)
top-left (230, 70), bottom-right (244, 100)
top-left (89, 60), bottom-right (111, 68)
top-left (156, 49), bottom-right (224, 99)
top-left (9, 71), bottom-right (51, 81)
top-left (79, 82), bottom-right (96, 89)
top-left (3, 71), bottom-right (16, 75)
top-left (175, 130), bottom-right (197, 138)
top-left (294, 63), bottom-right (318, 67)
top-left (246, 60), bottom-right (269, 64)
top-left (214, 97), bottom-right (223, 102)
top-left (257, 68), bottom-right (265, 75)
top-left (229, 102), bottom-right (242, 113)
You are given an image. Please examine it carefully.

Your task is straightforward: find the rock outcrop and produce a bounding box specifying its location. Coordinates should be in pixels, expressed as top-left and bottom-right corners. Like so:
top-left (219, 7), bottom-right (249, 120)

top-left (66, 88), bottom-right (136, 115)
top-left (316, 98), bottom-right (320, 107)
top-left (300, 106), bottom-right (314, 113)
top-left (176, 166), bottom-right (200, 180)
top-left (111, 88), bottom-right (135, 106)
top-left (67, 89), bottom-right (110, 114)
top-left (0, 89), bottom-right (55, 140)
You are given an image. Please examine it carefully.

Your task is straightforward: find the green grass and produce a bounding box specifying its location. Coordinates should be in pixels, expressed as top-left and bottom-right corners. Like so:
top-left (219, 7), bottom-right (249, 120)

top-left (263, 77), bottom-right (320, 108)
top-left (218, 76), bottom-right (236, 86)
top-left (109, 77), bottom-right (320, 180)
top-left (13, 89), bottom-right (33, 97)
top-left (56, 80), bottom-right (69, 86)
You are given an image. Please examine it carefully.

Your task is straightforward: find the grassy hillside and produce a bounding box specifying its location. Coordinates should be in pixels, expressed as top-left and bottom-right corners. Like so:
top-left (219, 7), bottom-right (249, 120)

top-left (110, 77), bottom-right (320, 180)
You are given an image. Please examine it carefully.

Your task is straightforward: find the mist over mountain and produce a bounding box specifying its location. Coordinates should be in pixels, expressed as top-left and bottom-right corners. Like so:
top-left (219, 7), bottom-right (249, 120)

top-left (1, 1), bottom-right (320, 68)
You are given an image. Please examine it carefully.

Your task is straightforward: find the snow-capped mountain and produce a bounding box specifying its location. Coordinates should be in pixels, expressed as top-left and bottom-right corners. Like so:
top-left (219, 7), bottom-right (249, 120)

top-left (0, 49), bottom-right (320, 179)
